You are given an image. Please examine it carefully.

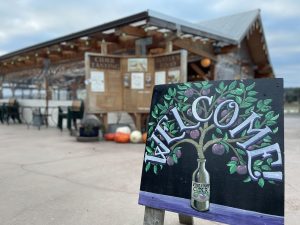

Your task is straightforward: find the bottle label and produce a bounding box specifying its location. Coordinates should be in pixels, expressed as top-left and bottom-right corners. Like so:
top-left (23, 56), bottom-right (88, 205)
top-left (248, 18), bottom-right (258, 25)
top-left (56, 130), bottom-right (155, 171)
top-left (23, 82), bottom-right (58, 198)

top-left (191, 181), bottom-right (210, 202)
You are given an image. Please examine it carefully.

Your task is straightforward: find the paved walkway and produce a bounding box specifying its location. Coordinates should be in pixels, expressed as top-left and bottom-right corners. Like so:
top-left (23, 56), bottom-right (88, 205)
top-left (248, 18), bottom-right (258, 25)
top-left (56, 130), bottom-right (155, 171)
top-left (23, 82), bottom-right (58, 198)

top-left (0, 115), bottom-right (299, 225)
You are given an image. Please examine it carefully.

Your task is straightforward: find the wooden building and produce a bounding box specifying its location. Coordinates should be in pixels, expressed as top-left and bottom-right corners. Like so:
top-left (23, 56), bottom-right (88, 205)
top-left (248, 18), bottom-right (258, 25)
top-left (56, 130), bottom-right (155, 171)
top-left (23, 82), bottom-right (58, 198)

top-left (0, 9), bottom-right (274, 130)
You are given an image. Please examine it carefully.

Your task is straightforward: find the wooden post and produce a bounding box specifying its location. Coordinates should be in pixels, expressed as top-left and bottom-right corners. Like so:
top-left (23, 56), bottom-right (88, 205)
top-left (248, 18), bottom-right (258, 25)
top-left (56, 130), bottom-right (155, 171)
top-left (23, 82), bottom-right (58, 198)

top-left (165, 40), bottom-right (173, 53)
top-left (101, 40), bottom-right (107, 55)
top-left (143, 206), bottom-right (165, 225)
top-left (178, 214), bottom-right (194, 225)
top-left (102, 113), bottom-right (108, 132)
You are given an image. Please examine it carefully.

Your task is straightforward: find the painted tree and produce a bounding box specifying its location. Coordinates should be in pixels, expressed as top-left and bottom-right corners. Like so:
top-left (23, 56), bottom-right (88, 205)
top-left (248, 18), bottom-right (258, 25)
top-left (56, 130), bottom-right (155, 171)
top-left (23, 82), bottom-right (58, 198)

top-left (144, 80), bottom-right (281, 188)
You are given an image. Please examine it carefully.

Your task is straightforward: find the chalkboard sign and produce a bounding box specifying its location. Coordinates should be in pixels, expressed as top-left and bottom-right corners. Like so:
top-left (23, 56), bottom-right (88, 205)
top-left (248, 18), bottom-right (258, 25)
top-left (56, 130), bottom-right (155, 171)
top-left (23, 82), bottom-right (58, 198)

top-left (139, 79), bottom-right (284, 225)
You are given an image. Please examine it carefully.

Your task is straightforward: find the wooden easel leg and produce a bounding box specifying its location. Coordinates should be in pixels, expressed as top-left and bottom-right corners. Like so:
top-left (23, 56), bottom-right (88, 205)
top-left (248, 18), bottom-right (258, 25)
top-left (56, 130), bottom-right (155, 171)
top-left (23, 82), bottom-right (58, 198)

top-left (143, 206), bottom-right (165, 225)
top-left (178, 214), bottom-right (194, 225)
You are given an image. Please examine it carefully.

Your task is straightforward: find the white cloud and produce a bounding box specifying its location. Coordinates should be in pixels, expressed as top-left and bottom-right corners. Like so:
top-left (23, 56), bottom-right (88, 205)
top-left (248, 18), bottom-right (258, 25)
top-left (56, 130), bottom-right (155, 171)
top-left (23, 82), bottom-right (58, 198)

top-left (0, 0), bottom-right (299, 87)
top-left (275, 64), bottom-right (300, 87)
top-left (210, 0), bottom-right (300, 18)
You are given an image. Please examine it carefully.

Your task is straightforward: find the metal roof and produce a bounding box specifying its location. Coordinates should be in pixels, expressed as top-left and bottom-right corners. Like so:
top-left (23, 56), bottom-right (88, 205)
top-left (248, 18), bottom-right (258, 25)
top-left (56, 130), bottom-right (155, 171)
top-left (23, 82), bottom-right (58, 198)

top-left (0, 10), bottom-right (236, 61)
top-left (197, 9), bottom-right (260, 43)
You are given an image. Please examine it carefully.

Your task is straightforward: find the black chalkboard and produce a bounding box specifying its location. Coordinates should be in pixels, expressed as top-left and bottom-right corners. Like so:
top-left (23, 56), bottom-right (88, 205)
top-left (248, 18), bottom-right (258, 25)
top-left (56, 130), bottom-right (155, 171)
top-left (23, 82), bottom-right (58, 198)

top-left (139, 79), bottom-right (284, 224)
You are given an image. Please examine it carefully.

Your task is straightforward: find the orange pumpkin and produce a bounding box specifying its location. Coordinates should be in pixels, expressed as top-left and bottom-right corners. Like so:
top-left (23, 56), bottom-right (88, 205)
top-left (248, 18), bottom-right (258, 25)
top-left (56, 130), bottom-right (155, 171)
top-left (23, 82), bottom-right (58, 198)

top-left (142, 132), bottom-right (147, 143)
top-left (104, 133), bottom-right (116, 141)
top-left (114, 132), bottom-right (130, 143)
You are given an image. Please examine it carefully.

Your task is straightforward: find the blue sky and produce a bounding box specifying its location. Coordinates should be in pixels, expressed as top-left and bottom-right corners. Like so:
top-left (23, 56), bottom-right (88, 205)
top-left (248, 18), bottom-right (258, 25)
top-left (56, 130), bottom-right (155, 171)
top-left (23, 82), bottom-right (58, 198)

top-left (0, 0), bottom-right (299, 87)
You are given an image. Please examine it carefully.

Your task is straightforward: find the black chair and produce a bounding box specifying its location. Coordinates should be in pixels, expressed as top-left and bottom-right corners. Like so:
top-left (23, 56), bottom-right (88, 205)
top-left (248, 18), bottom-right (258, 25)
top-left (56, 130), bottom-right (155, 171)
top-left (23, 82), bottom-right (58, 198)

top-left (57, 100), bottom-right (84, 131)
top-left (0, 103), bottom-right (6, 124)
top-left (6, 99), bottom-right (22, 124)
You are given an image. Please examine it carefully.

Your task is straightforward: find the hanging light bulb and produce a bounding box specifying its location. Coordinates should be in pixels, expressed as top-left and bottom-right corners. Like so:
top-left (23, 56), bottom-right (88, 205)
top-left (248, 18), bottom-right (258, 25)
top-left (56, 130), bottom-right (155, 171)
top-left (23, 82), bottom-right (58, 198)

top-left (200, 58), bottom-right (211, 68)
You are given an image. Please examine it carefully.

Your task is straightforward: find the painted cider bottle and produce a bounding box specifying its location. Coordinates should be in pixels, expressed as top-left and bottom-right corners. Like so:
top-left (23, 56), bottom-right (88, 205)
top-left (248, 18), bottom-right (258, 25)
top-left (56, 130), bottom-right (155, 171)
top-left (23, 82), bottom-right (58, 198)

top-left (191, 158), bottom-right (210, 211)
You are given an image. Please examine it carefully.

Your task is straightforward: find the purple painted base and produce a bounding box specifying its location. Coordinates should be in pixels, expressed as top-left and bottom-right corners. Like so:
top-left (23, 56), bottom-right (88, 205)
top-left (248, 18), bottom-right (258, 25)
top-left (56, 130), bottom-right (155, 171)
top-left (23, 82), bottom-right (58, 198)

top-left (138, 191), bottom-right (284, 225)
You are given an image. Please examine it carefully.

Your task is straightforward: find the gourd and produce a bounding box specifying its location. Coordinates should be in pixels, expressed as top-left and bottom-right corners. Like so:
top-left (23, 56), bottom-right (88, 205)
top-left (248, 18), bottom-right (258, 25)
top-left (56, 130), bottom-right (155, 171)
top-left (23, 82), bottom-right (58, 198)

top-left (104, 133), bottom-right (115, 141)
top-left (130, 130), bottom-right (142, 143)
top-left (142, 132), bottom-right (147, 143)
top-left (116, 126), bottom-right (131, 134)
top-left (114, 132), bottom-right (130, 143)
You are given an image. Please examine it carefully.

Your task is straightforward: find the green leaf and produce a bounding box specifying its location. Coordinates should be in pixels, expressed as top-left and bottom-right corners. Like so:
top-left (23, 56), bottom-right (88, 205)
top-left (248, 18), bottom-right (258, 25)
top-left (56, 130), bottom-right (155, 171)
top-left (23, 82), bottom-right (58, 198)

top-left (182, 105), bottom-right (190, 111)
top-left (173, 88), bottom-right (177, 96)
top-left (267, 158), bottom-right (273, 165)
top-left (216, 88), bottom-right (221, 94)
top-left (241, 129), bottom-right (247, 137)
top-left (145, 162), bottom-right (151, 172)
top-left (154, 105), bottom-right (159, 114)
top-left (153, 165), bottom-right (158, 174)
top-left (194, 83), bottom-right (202, 88)
top-left (204, 84), bottom-right (213, 89)
top-left (237, 148), bottom-right (246, 156)
top-left (264, 99), bottom-right (272, 105)
top-left (253, 166), bottom-right (262, 172)
top-left (240, 102), bottom-right (252, 108)
top-left (223, 132), bottom-right (228, 141)
top-left (239, 82), bottom-right (245, 90)
top-left (245, 106), bottom-right (255, 115)
top-left (257, 100), bottom-right (264, 109)
top-left (261, 106), bottom-right (271, 112)
top-left (173, 154), bottom-right (178, 164)
top-left (151, 111), bottom-right (157, 119)
top-left (170, 123), bottom-right (175, 131)
top-left (265, 111), bottom-right (274, 120)
top-left (260, 142), bottom-right (269, 147)
top-left (227, 160), bottom-right (238, 166)
top-left (262, 165), bottom-right (271, 171)
top-left (254, 159), bottom-right (263, 166)
top-left (184, 97), bottom-right (188, 102)
top-left (258, 178), bottom-right (265, 188)
top-left (235, 96), bottom-right (242, 104)
top-left (219, 82), bottom-right (225, 90)
top-left (231, 88), bottom-right (244, 95)
top-left (216, 128), bottom-right (223, 135)
top-left (164, 94), bottom-right (171, 100)
top-left (226, 94), bottom-right (236, 98)
top-left (164, 100), bottom-right (168, 107)
top-left (245, 97), bottom-right (257, 103)
top-left (246, 82), bottom-right (255, 91)
top-left (168, 88), bottom-right (173, 96)
top-left (243, 176), bottom-right (252, 183)
top-left (151, 141), bottom-right (155, 148)
top-left (202, 81), bottom-right (208, 86)
top-left (263, 137), bottom-right (271, 143)
top-left (178, 85), bottom-right (187, 90)
top-left (146, 146), bottom-right (153, 154)
top-left (266, 120), bottom-right (276, 126)
top-left (271, 114), bottom-right (279, 121)
top-left (254, 120), bottom-right (261, 129)
top-left (157, 104), bottom-right (165, 110)
top-left (212, 133), bottom-right (217, 140)
top-left (148, 126), bottom-right (154, 136)
top-left (230, 165), bottom-right (237, 174)
top-left (273, 127), bottom-right (279, 134)
top-left (228, 80), bottom-right (237, 90)
top-left (248, 90), bottom-right (258, 96)
top-left (222, 142), bottom-right (230, 153)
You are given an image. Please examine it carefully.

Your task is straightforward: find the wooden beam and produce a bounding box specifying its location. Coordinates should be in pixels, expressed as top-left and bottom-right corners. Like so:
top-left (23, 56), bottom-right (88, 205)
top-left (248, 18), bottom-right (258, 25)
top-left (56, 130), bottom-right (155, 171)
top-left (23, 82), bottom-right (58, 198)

top-left (173, 39), bottom-right (217, 61)
top-left (190, 63), bottom-right (209, 80)
top-left (116, 25), bottom-right (147, 37)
